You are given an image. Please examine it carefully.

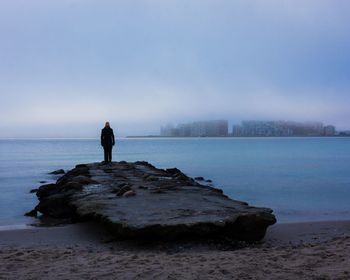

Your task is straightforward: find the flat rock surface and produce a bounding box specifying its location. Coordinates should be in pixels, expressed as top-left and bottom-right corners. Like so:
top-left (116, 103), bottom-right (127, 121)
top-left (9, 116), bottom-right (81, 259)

top-left (33, 161), bottom-right (276, 241)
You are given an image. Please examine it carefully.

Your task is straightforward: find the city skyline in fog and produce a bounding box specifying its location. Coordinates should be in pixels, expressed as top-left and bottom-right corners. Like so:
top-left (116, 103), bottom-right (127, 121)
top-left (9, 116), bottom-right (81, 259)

top-left (1, 1), bottom-right (350, 137)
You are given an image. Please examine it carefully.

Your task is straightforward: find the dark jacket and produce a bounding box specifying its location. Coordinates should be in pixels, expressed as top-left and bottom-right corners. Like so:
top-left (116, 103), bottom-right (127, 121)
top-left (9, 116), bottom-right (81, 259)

top-left (101, 127), bottom-right (115, 147)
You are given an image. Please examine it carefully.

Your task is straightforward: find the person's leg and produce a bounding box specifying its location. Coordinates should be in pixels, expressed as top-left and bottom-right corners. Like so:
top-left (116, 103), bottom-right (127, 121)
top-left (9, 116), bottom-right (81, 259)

top-left (108, 146), bottom-right (112, 162)
top-left (103, 147), bottom-right (108, 162)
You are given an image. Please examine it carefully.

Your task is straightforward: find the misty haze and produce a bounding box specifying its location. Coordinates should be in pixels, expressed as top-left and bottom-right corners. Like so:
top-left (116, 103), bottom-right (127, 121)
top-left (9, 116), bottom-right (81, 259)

top-left (1, 1), bottom-right (350, 138)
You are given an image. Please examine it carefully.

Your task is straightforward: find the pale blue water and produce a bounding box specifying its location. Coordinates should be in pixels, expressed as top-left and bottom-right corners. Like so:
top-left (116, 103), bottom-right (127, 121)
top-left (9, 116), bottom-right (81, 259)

top-left (0, 137), bottom-right (350, 226)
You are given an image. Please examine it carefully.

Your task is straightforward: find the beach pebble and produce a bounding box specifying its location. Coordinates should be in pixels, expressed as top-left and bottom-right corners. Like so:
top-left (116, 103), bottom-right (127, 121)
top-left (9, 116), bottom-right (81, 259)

top-left (123, 190), bottom-right (136, 197)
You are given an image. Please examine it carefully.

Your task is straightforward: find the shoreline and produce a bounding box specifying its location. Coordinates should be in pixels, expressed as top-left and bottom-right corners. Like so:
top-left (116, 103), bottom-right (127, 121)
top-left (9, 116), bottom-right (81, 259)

top-left (265, 219), bottom-right (350, 246)
top-left (1, 220), bottom-right (350, 279)
top-left (1, 219), bottom-right (350, 247)
top-left (1, 136), bottom-right (350, 140)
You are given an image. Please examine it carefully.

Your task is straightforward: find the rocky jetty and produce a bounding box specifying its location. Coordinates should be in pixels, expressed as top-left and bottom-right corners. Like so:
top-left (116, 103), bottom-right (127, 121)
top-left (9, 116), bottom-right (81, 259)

top-left (28, 161), bottom-right (276, 241)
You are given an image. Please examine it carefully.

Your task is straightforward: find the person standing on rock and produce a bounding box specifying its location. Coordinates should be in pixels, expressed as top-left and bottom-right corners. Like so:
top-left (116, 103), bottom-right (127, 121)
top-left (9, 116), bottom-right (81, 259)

top-left (101, 122), bottom-right (115, 163)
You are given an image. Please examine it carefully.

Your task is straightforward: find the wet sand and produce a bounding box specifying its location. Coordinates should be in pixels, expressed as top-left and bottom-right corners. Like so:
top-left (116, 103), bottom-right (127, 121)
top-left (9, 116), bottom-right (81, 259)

top-left (1, 221), bottom-right (350, 279)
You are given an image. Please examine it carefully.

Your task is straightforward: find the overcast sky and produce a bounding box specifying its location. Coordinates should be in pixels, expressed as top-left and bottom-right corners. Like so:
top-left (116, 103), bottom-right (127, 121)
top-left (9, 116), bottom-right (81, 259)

top-left (1, 0), bottom-right (349, 137)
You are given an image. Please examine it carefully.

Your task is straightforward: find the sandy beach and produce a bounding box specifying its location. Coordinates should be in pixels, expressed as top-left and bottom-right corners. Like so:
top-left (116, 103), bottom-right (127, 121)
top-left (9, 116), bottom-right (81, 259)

top-left (1, 221), bottom-right (350, 280)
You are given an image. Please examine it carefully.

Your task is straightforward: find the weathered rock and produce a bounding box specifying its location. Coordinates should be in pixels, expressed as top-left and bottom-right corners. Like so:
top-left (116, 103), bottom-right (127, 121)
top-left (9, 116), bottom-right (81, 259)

top-left (29, 161), bottom-right (276, 241)
top-left (36, 184), bottom-right (58, 198)
top-left (35, 193), bottom-right (77, 219)
top-left (49, 169), bottom-right (65, 175)
top-left (24, 209), bottom-right (37, 217)
top-left (165, 168), bottom-right (181, 175)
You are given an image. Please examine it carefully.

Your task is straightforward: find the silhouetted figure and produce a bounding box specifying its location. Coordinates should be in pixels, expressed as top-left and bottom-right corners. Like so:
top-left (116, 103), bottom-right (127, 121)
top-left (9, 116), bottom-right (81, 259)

top-left (101, 122), bottom-right (115, 163)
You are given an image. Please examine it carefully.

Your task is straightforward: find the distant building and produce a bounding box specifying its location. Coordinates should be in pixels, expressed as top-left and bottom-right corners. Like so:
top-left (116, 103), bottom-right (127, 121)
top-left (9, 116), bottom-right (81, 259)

top-left (178, 123), bottom-right (192, 137)
top-left (338, 131), bottom-right (350, 136)
top-left (192, 120), bottom-right (228, 137)
top-left (232, 125), bottom-right (242, 137)
top-left (283, 121), bottom-right (324, 136)
top-left (323, 125), bottom-right (336, 136)
top-left (160, 120), bottom-right (228, 137)
top-left (232, 121), bottom-right (335, 137)
top-left (162, 120), bottom-right (336, 137)
top-left (160, 124), bottom-right (175, 137)
top-left (233, 121), bottom-right (292, 137)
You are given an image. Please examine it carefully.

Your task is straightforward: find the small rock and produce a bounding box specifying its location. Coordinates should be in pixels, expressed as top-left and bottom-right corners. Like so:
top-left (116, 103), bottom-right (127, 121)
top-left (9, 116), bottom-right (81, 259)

top-left (39, 181), bottom-right (47, 184)
top-left (75, 164), bottom-right (88, 168)
top-left (147, 175), bottom-right (159, 181)
top-left (115, 185), bottom-right (132, 196)
top-left (176, 174), bottom-right (188, 181)
top-left (166, 168), bottom-right (181, 175)
top-left (36, 183), bottom-right (57, 198)
top-left (49, 169), bottom-right (65, 175)
top-left (72, 175), bottom-right (94, 185)
top-left (24, 209), bottom-right (37, 217)
top-left (122, 190), bottom-right (136, 197)
top-left (206, 179), bottom-right (213, 183)
top-left (30, 188), bottom-right (38, 193)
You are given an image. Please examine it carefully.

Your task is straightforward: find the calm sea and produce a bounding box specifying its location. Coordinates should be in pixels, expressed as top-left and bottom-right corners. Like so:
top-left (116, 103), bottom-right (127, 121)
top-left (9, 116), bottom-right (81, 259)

top-left (0, 137), bottom-right (350, 227)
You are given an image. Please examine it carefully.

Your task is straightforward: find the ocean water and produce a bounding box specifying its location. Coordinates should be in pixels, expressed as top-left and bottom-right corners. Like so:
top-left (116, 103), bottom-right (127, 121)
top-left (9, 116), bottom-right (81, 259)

top-left (0, 137), bottom-right (350, 226)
